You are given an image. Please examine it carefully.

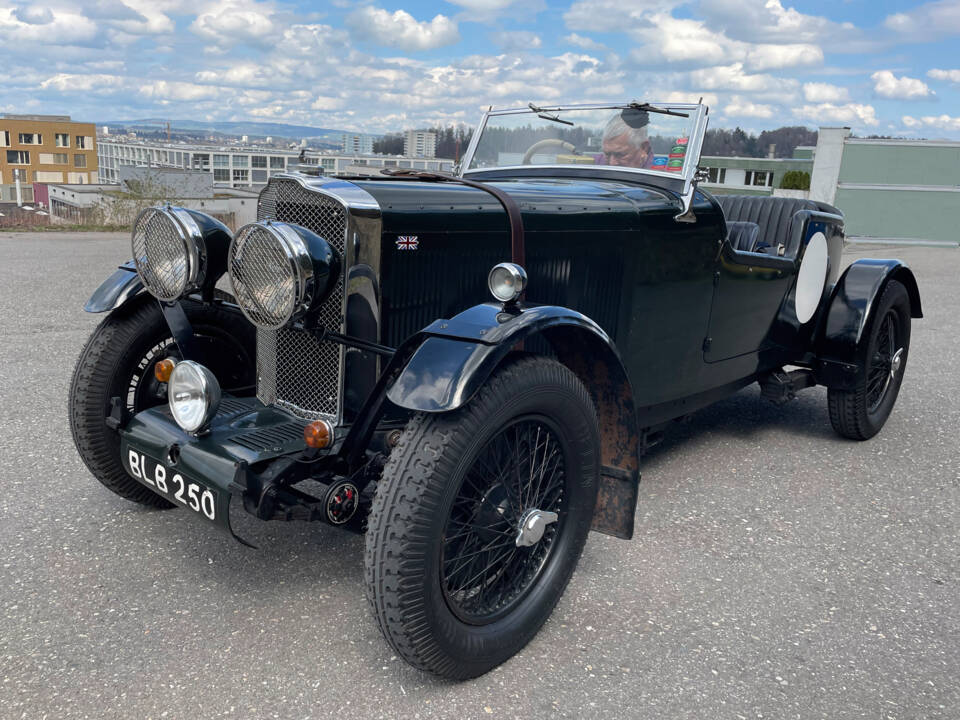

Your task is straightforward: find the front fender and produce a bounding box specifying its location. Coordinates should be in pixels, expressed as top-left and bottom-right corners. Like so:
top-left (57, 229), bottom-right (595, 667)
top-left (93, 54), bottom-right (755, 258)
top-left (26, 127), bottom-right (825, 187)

top-left (385, 301), bottom-right (641, 540)
top-left (816, 258), bottom-right (921, 388)
top-left (84, 261), bottom-right (144, 313)
top-left (386, 303), bottom-right (617, 412)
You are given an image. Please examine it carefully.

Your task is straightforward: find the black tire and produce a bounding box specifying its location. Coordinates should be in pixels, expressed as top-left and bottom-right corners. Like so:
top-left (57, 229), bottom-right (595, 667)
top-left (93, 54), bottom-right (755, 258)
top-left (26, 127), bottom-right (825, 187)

top-left (364, 356), bottom-right (600, 680)
top-left (828, 280), bottom-right (911, 440)
top-left (68, 294), bottom-right (255, 506)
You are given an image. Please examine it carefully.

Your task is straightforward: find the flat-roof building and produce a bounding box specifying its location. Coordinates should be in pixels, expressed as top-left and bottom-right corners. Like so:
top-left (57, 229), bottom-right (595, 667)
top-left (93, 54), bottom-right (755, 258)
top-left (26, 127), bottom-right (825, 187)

top-left (403, 130), bottom-right (437, 158)
top-left (97, 137), bottom-right (454, 189)
top-left (0, 114), bottom-right (97, 204)
top-left (341, 134), bottom-right (375, 154)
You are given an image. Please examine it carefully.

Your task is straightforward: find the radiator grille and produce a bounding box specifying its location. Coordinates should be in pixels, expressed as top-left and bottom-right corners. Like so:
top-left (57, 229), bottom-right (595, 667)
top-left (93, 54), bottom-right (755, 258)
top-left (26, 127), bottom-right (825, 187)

top-left (256, 179), bottom-right (347, 420)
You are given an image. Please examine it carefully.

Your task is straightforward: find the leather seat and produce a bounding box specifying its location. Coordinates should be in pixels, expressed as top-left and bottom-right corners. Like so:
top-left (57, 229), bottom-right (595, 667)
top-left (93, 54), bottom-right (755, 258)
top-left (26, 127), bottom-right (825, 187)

top-left (725, 221), bottom-right (761, 252)
top-left (713, 195), bottom-right (840, 257)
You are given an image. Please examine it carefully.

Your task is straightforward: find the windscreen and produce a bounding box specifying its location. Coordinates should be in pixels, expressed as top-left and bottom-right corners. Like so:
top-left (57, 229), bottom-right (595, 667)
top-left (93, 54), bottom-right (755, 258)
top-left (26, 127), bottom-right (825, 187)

top-left (466, 106), bottom-right (698, 175)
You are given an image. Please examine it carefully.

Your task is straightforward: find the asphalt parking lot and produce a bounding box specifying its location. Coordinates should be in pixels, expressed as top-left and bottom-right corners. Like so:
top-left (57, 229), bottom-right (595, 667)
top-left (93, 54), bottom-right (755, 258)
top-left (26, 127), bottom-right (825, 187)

top-left (1, 231), bottom-right (958, 719)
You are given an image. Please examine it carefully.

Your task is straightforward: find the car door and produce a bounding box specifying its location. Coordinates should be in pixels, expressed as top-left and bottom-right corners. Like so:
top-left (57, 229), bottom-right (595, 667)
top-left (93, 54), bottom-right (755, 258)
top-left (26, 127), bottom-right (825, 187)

top-left (704, 244), bottom-right (795, 362)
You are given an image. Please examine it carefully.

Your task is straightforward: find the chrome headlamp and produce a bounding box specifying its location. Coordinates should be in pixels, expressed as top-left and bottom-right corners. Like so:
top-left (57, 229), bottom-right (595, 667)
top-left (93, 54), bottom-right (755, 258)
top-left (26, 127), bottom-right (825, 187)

top-left (488, 262), bottom-right (527, 303)
top-left (131, 206), bottom-right (232, 302)
top-left (228, 221), bottom-right (338, 330)
top-left (168, 360), bottom-right (221, 433)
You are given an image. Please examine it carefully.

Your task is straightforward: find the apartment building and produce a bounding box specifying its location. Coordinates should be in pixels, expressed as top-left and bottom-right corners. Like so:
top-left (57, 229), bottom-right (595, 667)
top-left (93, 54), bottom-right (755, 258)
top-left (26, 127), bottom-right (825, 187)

top-left (0, 114), bottom-right (97, 202)
top-left (403, 130), bottom-right (437, 158)
top-left (340, 133), bottom-right (375, 154)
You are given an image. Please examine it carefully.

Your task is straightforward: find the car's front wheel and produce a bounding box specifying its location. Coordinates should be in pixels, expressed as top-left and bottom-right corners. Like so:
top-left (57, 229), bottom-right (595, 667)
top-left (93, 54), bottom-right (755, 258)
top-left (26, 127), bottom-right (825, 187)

top-left (364, 356), bottom-right (600, 679)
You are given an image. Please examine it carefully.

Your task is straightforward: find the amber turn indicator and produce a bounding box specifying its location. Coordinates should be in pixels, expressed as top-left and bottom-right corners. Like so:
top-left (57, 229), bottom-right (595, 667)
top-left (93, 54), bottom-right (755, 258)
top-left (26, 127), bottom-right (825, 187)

top-left (304, 419), bottom-right (334, 449)
top-left (154, 358), bottom-right (177, 383)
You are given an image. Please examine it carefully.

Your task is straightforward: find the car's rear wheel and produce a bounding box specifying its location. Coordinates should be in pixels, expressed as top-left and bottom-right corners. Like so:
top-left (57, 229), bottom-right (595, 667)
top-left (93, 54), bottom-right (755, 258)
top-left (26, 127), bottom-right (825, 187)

top-left (68, 294), bottom-right (255, 506)
top-left (828, 279), bottom-right (911, 440)
top-left (364, 356), bottom-right (599, 679)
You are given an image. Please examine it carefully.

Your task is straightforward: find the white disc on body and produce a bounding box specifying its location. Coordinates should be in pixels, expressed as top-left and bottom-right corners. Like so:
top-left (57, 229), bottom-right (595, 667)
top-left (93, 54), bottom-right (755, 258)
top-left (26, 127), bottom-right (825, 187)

top-left (795, 231), bottom-right (828, 324)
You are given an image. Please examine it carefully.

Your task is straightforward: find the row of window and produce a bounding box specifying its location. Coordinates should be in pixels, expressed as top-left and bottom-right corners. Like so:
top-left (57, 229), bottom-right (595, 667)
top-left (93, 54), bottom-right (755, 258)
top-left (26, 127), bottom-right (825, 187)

top-left (744, 170), bottom-right (775, 187)
top-left (0, 130), bottom-right (91, 148)
top-left (703, 167), bottom-right (775, 187)
top-left (5, 150), bottom-right (87, 167)
top-left (209, 154), bottom-right (286, 169)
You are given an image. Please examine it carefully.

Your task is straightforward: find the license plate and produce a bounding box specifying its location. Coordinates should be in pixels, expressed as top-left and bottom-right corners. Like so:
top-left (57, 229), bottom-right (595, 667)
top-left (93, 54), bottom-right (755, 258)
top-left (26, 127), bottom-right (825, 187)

top-left (126, 449), bottom-right (219, 522)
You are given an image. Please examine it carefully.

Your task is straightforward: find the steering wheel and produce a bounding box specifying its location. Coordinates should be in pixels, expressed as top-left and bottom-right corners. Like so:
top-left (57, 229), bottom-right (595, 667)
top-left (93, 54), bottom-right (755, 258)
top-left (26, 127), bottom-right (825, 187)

top-left (522, 139), bottom-right (576, 165)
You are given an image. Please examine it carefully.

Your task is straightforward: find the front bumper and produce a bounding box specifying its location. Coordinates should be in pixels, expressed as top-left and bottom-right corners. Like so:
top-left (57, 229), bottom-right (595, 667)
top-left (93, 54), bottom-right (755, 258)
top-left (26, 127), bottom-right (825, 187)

top-left (118, 396), bottom-right (315, 541)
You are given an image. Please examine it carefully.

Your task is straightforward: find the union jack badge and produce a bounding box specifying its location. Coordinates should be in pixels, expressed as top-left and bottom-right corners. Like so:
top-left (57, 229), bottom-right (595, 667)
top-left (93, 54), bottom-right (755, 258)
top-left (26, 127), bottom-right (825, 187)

top-left (396, 236), bottom-right (419, 250)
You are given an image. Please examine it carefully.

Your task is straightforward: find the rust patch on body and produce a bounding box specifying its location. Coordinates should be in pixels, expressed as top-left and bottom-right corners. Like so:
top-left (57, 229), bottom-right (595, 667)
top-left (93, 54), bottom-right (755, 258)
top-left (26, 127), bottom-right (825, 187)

top-left (548, 330), bottom-right (640, 539)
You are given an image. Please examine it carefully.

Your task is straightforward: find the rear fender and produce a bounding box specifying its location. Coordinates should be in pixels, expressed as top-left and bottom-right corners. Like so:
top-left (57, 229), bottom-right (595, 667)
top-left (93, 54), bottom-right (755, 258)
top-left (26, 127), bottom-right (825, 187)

top-left (386, 302), bottom-right (641, 540)
top-left (84, 261), bottom-right (144, 313)
top-left (815, 259), bottom-right (921, 389)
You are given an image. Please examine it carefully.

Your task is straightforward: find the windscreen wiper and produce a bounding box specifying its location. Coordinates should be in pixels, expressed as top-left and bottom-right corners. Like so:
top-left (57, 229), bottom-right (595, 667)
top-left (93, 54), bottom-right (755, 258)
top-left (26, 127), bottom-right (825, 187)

top-left (628, 101), bottom-right (689, 118)
top-left (528, 103), bottom-right (574, 126)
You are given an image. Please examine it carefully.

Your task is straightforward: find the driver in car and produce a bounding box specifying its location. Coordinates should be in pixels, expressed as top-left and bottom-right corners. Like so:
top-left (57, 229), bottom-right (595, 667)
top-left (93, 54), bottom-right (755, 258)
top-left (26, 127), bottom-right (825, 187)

top-left (602, 109), bottom-right (654, 169)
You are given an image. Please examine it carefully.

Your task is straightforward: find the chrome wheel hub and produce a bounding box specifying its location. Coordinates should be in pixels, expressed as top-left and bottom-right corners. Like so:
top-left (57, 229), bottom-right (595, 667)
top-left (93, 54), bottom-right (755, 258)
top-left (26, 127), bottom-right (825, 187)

top-left (516, 508), bottom-right (559, 547)
top-left (890, 347), bottom-right (904, 378)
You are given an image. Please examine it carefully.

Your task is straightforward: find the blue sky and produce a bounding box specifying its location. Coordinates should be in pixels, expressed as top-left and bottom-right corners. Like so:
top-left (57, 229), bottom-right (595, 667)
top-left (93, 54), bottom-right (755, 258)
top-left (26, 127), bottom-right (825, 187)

top-left (1, 0), bottom-right (960, 137)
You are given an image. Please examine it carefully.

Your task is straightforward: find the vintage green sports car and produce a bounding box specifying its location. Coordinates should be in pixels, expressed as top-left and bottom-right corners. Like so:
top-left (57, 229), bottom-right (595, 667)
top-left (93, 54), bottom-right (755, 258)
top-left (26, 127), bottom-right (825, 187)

top-left (69, 101), bottom-right (921, 679)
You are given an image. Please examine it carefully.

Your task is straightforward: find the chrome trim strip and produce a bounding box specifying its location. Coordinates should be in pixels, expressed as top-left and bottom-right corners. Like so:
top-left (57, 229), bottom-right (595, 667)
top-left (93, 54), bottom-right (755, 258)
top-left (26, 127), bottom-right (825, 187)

top-left (267, 172), bottom-right (380, 212)
top-left (168, 206), bottom-right (205, 290)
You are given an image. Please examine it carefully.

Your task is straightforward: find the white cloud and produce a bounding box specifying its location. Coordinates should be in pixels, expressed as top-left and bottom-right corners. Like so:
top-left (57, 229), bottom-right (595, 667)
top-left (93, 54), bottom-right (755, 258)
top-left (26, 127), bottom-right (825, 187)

top-left (794, 103), bottom-right (878, 126)
top-left (190, 0), bottom-right (277, 45)
top-left (622, 13), bottom-right (821, 72)
top-left (885, 1), bottom-right (960, 40)
top-left (690, 64), bottom-right (778, 92)
top-left (928, 68), bottom-right (960, 84)
top-left (871, 70), bottom-right (934, 100)
top-left (745, 44), bottom-right (822, 71)
top-left (139, 80), bottom-right (221, 101)
top-left (108, 2), bottom-right (175, 36)
top-left (563, 33), bottom-right (606, 51)
top-left (443, 0), bottom-right (542, 21)
top-left (0, 7), bottom-right (100, 46)
top-left (40, 73), bottom-right (126, 94)
top-left (563, 0), bottom-right (678, 33)
top-left (195, 63), bottom-right (281, 88)
top-left (493, 30), bottom-right (541, 52)
top-left (802, 82), bottom-right (850, 103)
top-left (659, 91), bottom-right (719, 107)
top-left (902, 114), bottom-right (960, 131)
top-left (346, 7), bottom-right (459, 51)
top-left (722, 96), bottom-right (775, 118)
top-left (699, 0), bottom-right (862, 47)
top-left (311, 95), bottom-right (346, 111)
top-left (12, 5), bottom-right (53, 24)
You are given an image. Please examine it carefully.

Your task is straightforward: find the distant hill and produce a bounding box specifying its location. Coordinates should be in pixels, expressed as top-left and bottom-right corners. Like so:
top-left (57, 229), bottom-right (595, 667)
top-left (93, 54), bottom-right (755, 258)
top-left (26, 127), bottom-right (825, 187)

top-left (93, 118), bottom-right (364, 141)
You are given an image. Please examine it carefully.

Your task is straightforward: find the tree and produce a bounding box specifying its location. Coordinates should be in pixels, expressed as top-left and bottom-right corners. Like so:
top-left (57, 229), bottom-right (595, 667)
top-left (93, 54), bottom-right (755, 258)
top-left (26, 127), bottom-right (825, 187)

top-left (780, 170), bottom-right (811, 190)
top-left (373, 133), bottom-right (404, 155)
top-left (701, 126), bottom-right (817, 158)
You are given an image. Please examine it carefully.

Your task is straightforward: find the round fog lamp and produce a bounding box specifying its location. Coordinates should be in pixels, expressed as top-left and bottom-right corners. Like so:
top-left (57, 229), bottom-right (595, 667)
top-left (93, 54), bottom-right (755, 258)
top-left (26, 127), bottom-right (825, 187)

top-left (488, 263), bottom-right (527, 303)
top-left (168, 360), bottom-right (221, 433)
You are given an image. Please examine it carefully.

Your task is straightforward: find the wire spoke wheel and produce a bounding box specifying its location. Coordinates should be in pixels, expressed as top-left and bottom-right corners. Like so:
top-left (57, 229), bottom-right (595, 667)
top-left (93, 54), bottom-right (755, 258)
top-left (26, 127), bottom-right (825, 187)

top-left (828, 280), bottom-right (911, 441)
top-left (866, 309), bottom-right (900, 414)
top-left (365, 356), bottom-right (600, 679)
top-left (441, 417), bottom-right (567, 624)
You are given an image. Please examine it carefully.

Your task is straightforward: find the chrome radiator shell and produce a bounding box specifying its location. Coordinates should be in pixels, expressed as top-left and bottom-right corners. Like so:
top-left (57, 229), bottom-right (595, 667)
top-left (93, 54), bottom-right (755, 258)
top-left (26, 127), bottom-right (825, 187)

top-left (254, 174), bottom-right (381, 423)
